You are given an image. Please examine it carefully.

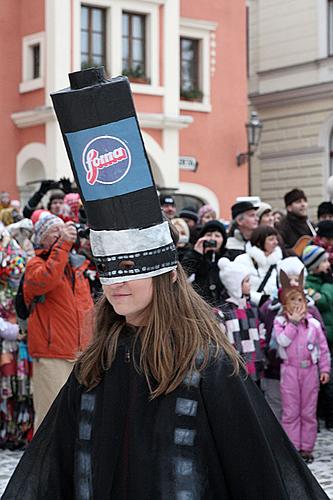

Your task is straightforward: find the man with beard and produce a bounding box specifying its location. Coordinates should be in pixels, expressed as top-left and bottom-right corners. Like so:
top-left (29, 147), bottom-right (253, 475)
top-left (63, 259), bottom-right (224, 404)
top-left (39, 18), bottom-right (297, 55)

top-left (278, 189), bottom-right (316, 249)
top-left (159, 193), bottom-right (176, 220)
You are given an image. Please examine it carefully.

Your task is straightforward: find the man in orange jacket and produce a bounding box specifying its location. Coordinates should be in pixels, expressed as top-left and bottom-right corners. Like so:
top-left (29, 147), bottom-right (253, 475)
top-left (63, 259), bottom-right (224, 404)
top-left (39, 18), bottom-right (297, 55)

top-left (24, 213), bottom-right (93, 430)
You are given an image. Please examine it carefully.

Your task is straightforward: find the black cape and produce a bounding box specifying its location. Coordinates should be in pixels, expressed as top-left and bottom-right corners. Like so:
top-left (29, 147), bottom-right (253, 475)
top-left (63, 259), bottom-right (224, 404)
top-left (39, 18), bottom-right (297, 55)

top-left (2, 336), bottom-right (329, 500)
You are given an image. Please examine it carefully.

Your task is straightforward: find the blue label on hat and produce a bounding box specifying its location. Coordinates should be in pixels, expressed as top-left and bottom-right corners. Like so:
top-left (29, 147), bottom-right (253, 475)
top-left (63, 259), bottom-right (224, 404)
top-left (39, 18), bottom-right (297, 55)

top-left (65, 117), bottom-right (153, 201)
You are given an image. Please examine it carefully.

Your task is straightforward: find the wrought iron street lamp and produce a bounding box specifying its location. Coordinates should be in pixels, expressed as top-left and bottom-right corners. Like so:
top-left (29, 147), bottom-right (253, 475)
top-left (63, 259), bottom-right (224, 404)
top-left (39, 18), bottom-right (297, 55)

top-left (236, 111), bottom-right (263, 195)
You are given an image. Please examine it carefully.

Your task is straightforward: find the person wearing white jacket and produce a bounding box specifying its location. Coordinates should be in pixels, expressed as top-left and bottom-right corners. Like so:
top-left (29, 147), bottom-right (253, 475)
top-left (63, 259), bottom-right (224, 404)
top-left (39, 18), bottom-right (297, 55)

top-left (235, 226), bottom-right (283, 306)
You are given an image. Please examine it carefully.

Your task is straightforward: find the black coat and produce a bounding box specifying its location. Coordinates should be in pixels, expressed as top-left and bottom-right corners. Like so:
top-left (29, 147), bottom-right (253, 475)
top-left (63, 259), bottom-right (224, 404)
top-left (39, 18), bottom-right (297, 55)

top-left (182, 249), bottom-right (226, 307)
top-left (278, 213), bottom-right (314, 248)
top-left (3, 336), bottom-right (329, 500)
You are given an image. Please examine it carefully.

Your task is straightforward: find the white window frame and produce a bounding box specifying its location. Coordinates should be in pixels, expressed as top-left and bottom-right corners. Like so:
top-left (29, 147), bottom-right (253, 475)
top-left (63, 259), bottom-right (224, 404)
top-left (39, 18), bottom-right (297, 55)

top-left (179, 18), bottom-right (217, 113)
top-left (19, 32), bottom-right (45, 93)
top-left (74, 0), bottom-right (162, 95)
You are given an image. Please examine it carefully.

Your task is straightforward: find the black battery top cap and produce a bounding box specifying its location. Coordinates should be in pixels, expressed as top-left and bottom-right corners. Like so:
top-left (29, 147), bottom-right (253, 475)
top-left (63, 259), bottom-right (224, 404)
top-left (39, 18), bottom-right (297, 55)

top-left (51, 66), bottom-right (177, 284)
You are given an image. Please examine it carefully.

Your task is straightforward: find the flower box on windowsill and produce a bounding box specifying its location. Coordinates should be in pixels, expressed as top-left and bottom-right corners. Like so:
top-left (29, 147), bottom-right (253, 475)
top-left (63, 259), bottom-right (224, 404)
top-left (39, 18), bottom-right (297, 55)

top-left (127, 76), bottom-right (150, 85)
top-left (180, 89), bottom-right (204, 103)
top-left (122, 68), bottom-right (150, 85)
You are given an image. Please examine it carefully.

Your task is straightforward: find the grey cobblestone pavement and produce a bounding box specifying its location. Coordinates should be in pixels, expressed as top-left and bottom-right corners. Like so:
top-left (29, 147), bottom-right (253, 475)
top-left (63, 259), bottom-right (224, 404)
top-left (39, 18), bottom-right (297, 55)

top-left (0, 427), bottom-right (332, 497)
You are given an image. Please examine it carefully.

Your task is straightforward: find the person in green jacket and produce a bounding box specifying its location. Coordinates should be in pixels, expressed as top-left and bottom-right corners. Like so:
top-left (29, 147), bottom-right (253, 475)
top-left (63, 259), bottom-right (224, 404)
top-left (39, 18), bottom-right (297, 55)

top-left (303, 245), bottom-right (333, 430)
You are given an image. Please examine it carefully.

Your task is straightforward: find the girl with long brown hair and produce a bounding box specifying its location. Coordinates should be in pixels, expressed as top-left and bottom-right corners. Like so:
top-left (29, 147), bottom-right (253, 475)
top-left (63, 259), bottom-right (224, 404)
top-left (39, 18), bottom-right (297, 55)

top-left (3, 67), bottom-right (328, 499)
top-left (3, 262), bottom-right (329, 499)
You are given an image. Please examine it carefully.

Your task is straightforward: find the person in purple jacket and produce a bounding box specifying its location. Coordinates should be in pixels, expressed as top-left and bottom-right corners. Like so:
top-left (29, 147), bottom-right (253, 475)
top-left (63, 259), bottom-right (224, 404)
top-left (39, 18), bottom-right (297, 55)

top-left (274, 270), bottom-right (330, 463)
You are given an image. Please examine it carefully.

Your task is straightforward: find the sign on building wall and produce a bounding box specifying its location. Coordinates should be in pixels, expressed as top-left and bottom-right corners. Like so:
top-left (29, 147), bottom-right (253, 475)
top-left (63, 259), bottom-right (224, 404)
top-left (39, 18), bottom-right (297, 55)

top-left (178, 156), bottom-right (198, 172)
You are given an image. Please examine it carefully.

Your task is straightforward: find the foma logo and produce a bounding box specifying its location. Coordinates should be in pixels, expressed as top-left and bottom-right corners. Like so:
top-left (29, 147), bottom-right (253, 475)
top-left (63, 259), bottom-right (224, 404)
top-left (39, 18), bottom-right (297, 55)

top-left (82, 135), bottom-right (131, 186)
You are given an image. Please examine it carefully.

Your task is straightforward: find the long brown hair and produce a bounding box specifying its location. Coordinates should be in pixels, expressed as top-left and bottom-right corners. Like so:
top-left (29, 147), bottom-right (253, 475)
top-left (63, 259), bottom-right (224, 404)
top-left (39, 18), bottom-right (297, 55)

top-left (76, 265), bottom-right (240, 398)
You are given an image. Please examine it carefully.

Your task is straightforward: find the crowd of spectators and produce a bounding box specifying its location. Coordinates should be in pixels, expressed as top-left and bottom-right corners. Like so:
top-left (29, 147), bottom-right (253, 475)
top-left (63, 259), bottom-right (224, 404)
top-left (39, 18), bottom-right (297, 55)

top-left (0, 183), bottom-right (333, 464)
top-left (162, 188), bottom-right (333, 463)
top-left (0, 181), bottom-right (95, 449)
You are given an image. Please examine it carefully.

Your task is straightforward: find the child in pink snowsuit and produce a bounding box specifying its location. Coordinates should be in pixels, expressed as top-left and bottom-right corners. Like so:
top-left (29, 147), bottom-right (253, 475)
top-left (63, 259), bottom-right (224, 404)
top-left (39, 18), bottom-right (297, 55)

top-left (274, 269), bottom-right (331, 462)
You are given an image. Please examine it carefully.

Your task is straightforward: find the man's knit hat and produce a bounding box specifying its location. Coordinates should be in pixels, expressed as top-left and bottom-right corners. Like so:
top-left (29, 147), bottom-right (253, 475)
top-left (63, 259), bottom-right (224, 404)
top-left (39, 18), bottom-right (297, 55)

top-left (302, 245), bottom-right (327, 271)
top-left (160, 194), bottom-right (175, 206)
top-left (198, 204), bottom-right (216, 222)
top-left (199, 220), bottom-right (227, 240)
top-left (284, 188), bottom-right (307, 207)
top-left (317, 220), bottom-right (333, 238)
top-left (256, 202), bottom-right (272, 221)
top-left (317, 202), bottom-right (333, 220)
top-left (34, 214), bottom-right (64, 247)
top-left (218, 257), bottom-right (249, 299)
top-left (179, 206), bottom-right (198, 224)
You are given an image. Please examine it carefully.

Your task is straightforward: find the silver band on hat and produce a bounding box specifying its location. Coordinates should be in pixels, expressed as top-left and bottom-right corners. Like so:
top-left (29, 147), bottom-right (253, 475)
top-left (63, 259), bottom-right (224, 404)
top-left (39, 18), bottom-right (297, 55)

top-left (90, 220), bottom-right (177, 283)
top-left (90, 221), bottom-right (173, 256)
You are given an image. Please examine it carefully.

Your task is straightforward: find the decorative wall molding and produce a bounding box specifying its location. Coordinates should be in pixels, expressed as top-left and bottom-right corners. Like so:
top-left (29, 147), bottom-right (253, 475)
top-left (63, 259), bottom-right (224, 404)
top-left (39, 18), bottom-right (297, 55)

top-left (210, 32), bottom-right (217, 76)
top-left (11, 106), bottom-right (193, 132)
top-left (250, 82), bottom-right (333, 108)
top-left (259, 145), bottom-right (325, 161)
top-left (11, 106), bottom-right (54, 128)
top-left (138, 113), bottom-right (193, 129)
top-left (180, 17), bottom-right (218, 32)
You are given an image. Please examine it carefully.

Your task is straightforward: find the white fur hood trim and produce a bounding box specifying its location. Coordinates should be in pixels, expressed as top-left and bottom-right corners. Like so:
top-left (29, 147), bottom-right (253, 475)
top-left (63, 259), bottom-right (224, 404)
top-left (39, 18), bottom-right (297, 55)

top-left (246, 244), bottom-right (283, 268)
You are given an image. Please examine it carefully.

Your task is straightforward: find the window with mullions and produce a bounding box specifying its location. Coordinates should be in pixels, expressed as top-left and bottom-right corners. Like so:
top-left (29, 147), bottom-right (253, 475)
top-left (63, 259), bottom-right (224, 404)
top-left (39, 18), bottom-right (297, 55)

top-left (329, 0), bottom-right (333, 56)
top-left (122, 12), bottom-right (147, 82)
top-left (81, 5), bottom-right (106, 70)
top-left (180, 37), bottom-right (202, 101)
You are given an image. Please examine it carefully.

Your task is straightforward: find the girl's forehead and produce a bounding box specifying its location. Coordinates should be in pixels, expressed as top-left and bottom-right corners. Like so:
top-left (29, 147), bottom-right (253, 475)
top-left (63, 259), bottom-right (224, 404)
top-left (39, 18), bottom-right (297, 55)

top-left (287, 274), bottom-right (299, 280)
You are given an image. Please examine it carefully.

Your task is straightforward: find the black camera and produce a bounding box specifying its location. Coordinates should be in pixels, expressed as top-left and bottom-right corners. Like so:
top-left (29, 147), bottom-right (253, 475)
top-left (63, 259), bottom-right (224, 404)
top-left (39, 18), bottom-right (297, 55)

top-left (203, 239), bottom-right (217, 249)
top-left (75, 223), bottom-right (90, 240)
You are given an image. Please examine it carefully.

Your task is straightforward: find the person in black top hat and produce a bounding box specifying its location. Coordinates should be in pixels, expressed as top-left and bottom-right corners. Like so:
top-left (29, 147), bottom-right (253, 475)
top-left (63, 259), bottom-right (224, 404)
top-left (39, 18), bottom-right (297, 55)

top-left (278, 188), bottom-right (316, 249)
top-left (182, 220), bottom-right (227, 307)
top-left (224, 201), bottom-right (258, 260)
top-left (317, 201), bottom-right (333, 222)
top-left (159, 193), bottom-right (176, 220)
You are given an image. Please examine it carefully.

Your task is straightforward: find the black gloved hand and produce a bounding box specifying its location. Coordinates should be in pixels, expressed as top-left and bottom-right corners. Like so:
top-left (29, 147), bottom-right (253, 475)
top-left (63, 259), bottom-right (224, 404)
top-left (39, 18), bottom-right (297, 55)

top-left (59, 177), bottom-right (73, 194)
top-left (39, 180), bottom-right (57, 194)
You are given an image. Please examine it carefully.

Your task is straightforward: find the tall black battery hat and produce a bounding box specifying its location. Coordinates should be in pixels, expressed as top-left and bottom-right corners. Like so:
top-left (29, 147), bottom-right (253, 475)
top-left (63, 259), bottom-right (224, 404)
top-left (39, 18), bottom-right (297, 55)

top-left (51, 67), bottom-right (177, 284)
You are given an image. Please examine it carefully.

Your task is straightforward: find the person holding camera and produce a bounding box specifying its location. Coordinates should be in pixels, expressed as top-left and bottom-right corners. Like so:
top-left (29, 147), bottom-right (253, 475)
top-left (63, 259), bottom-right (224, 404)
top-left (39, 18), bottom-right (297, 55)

top-left (182, 220), bottom-right (227, 306)
top-left (24, 214), bottom-right (93, 431)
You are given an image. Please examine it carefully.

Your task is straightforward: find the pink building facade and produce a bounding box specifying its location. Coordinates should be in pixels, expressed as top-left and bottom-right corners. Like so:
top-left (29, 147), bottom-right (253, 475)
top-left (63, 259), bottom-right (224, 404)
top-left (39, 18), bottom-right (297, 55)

top-left (1, 0), bottom-right (248, 219)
